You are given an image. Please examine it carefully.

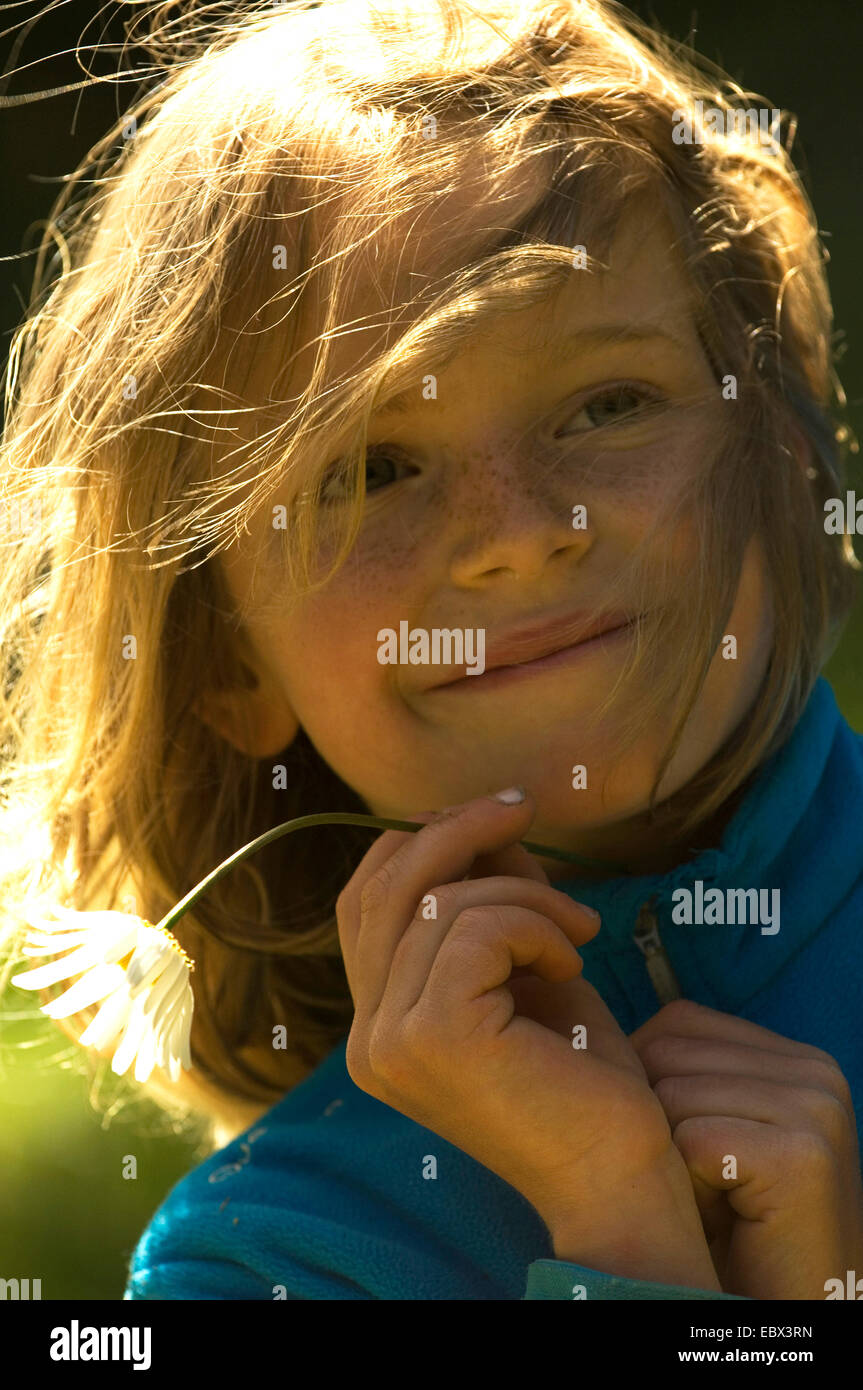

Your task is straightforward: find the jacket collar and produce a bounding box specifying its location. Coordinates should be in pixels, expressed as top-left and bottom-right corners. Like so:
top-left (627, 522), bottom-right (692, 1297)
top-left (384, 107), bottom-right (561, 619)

top-left (551, 677), bottom-right (851, 966)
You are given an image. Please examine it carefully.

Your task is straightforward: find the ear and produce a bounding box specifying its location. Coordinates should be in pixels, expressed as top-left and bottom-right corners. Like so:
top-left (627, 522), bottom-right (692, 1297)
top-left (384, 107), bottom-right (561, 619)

top-left (194, 666), bottom-right (300, 758)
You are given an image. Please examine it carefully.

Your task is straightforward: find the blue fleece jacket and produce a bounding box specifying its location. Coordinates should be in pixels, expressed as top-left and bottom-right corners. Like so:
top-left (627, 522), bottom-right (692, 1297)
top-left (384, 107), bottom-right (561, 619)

top-left (125, 675), bottom-right (863, 1300)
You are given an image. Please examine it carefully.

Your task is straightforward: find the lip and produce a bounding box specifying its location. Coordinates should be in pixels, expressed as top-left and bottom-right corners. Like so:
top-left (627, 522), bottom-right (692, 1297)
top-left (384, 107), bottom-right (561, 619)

top-left (426, 609), bottom-right (637, 692)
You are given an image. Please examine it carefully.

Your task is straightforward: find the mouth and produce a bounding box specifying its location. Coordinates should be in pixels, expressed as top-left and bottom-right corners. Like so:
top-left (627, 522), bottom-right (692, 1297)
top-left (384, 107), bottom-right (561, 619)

top-left (426, 612), bottom-right (639, 694)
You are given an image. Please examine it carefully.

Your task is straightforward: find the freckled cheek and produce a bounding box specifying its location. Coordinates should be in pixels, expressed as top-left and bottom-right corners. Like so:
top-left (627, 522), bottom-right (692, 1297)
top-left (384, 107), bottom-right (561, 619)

top-left (568, 430), bottom-right (698, 509)
top-left (279, 553), bottom-right (417, 693)
top-left (616, 430), bottom-right (714, 545)
top-left (578, 451), bottom-right (695, 569)
top-left (352, 523), bottom-right (428, 581)
top-left (275, 610), bottom-right (376, 712)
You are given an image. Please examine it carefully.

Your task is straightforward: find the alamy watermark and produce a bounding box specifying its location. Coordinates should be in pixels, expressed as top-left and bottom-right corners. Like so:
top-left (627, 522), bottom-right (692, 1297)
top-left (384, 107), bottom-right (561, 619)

top-left (824, 492), bottom-right (863, 534)
top-left (672, 102), bottom-right (782, 156)
top-left (377, 622), bottom-right (486, 675)
top-left (671, 881), bottom-right (780, 935)
top-left (825, 1271), bottom-right (863, 1299)
top-left (0, 1276), bottom-right (41, 1298)
top-left (50, 1321), bottom-right (151, 1370)
top-left (0, 497), bottom-right (43, 536)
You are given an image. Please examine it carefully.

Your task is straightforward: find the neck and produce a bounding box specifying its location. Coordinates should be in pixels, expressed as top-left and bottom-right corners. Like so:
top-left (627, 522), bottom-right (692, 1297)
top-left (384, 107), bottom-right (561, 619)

top-left (538, 777), bottom-right (754, 884)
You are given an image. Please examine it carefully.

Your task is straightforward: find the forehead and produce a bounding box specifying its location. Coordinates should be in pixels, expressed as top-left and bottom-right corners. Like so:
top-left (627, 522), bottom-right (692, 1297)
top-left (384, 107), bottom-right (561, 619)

top-left (228, 159), bottom-right (700, 443)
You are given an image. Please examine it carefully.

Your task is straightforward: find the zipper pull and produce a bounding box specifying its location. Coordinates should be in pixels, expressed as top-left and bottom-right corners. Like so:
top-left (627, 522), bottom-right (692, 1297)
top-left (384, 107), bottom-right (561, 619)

top-left (633, 900), bottom-right (681, 1006)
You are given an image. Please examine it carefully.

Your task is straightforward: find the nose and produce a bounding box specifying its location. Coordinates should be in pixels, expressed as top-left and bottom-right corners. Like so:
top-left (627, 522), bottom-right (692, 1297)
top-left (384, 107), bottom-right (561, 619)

top-left (447, 467), bottom-right (592, 586)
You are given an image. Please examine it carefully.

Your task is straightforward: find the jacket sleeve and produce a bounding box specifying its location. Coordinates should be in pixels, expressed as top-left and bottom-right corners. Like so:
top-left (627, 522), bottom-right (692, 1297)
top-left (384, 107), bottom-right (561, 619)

top-left (125, 1259), bottom-right (283, 1300)
top-left (124, 1201), bottom-right (376, 1300)
top-left (127, 1256), bottom-right (749, 1301)
top-left (525, 1259), bottom-right (750, 1300)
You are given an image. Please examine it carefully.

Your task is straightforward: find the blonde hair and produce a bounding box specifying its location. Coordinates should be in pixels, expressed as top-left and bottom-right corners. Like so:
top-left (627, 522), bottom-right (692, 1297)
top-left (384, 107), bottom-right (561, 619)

top-left (0, 0), bottom-right (858, 1149)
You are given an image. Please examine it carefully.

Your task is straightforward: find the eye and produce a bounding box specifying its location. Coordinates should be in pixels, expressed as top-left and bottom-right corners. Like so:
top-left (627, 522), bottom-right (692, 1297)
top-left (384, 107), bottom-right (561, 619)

top-left (554, 383), bottom-right (666, 436)
top-left (363, 446), bottom-right (415, 493)
top-left (319, 446), bottom-right (416, 504)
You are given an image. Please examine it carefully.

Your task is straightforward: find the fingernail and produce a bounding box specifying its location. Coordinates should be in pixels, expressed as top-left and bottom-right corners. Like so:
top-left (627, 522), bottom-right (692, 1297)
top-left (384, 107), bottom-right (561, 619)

top-left (492, 786), bottom-right (526, 804)
top-left (580, 904), bottom-right (601, 921)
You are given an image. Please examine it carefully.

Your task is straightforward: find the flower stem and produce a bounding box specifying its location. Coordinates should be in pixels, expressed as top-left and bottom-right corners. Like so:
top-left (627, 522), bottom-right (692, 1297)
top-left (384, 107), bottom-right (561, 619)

top-left (156, 812), bottom-right (626, 935)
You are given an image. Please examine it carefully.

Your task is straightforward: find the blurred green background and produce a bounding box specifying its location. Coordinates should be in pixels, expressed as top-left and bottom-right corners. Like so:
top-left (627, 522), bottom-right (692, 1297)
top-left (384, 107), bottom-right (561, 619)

top-left (1, 0), bottom-right (861, 1299)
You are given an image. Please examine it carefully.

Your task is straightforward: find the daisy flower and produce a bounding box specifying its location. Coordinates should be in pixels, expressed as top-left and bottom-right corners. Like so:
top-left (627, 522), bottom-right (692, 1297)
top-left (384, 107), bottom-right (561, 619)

top-left (10, 907), bottom-right (194, 1083)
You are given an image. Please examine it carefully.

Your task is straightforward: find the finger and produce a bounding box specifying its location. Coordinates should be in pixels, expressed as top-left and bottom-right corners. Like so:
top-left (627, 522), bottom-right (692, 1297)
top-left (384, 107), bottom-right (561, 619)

top-left (338, 806), bottom-right (548, 972)
top-left (504, 971), bottom-right (651, 1079)
top-left (671, 1115), bottom-right (803, 1219)
top-left (336, 808), bottom-right (445, 988)
top-left (381, 878), bottom-right (599, 1016)
top-left (636, 1036), bottom-right (854, 1112)
top-left (630, 999), bottom-right (833, 1064)
top-left (408, 907), bottom-right (641, 1079)
top-left (340, 808), bottom-right (442, 905)
top-left (654, 1072), bottom-right (820, 1131)
top-left (337, 796), bottom-right (526, 955)
top-left (359, 792), bottom-right (539, 932)
top-left (341, 793), bottom-right (539, 999)
top-left (466, 839), bottom-right (550, 885)
top-left (404, 904), bottom-right (583, 1031)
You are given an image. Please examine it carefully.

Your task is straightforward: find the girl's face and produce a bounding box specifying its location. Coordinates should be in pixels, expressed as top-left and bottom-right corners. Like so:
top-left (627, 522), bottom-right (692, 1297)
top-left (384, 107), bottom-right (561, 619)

top-left (205, 196), bottom-right (774, 876)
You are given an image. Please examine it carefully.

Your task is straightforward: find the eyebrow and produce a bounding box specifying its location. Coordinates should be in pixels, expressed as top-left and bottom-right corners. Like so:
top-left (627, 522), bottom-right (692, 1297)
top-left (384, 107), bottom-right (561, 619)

top-left (373, 324), bottom-right (689, 418)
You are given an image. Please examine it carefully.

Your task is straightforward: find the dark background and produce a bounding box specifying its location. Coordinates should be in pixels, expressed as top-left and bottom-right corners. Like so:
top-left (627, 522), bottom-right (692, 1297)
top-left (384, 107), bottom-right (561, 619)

top-left (0, 1), bottom-right (860, 1298)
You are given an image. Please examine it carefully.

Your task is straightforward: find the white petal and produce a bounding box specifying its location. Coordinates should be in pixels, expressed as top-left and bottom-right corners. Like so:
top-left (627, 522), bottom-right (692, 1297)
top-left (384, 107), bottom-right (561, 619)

top-left (134, 1027), bottom-right (159, 1083)
top-left (79, 988), bottom-right (132, 1050)
top-left (143, 981), bottom-right (184, 1077)
top-left (162, 1001), bottom-right (189, 1075)
top-left (154, 1013), bottom-right (172, 1071)
top-left (10, 942), bottom-right (113, 991)
top-left (27, 911), bottom-right (138, 951)
top-left (177, 997), bottom-right (192, 1070)
top-left (21, 910), bottom-right (85, 932)
top-left (125, 935), bottom-right (172, 994)
top-left (22, 930), bottom-right (93, 954)
top-left (152, 988), bottom-right (183, 1063)
top-left (143, 953), bottom-right (186, 1018)
top-left (110, 1000), bottom-right (151, 1077)
top-left (41, 963), bottom-right (128, 1018)
top-left (98, 925), bottom-right (141, 964)
top-left (153, 981), bottom-right (184, 1055)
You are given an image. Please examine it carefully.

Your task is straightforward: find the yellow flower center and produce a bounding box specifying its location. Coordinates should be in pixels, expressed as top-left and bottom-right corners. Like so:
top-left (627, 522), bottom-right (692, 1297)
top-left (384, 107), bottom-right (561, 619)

top-left (142, 920), bottom-right (196, 974)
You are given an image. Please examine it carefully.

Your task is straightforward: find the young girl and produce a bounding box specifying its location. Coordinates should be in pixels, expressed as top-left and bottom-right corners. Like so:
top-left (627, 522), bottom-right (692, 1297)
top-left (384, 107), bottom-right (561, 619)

top-left (2, 0), bottom-right (862, 1302)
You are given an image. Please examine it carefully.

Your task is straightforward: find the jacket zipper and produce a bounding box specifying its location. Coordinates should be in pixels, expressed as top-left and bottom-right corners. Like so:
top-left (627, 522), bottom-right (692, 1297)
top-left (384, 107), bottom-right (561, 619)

top-left (632, 899), bottom-right (681, 1005)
